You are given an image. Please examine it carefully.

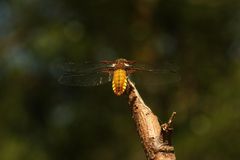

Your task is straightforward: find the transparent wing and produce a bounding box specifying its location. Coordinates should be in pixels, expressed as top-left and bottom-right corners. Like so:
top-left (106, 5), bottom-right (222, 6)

top-left (60, 61), bottom-right (113, 74)
top-left (58, 72), bottom-right (112, 86)
top-left (129, 62), bottom-right (180, 85)
top-left (58, 62), bottom-right (113, 86)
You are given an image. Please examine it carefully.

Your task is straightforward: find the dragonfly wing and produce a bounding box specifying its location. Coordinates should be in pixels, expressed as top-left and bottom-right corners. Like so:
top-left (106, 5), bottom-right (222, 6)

top-left (60, 61), bottom-right (112, 74)
top-left (58, 61), bottom-right (113, 86)
top-left (58, 71), bottom-right (112, 86)
top-left (129, 62), bottom-right (180, 85)
top-left (129, 62), bottom-right (179, 72)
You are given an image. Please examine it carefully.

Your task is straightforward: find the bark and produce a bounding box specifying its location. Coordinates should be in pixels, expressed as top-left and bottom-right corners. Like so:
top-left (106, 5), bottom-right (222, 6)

top-left (127, 79), bottom-right (176, 160)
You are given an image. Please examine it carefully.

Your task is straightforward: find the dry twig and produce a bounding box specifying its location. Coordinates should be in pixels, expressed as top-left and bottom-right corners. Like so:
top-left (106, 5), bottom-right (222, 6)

top-left (127, 79), bottom-right (176, 160)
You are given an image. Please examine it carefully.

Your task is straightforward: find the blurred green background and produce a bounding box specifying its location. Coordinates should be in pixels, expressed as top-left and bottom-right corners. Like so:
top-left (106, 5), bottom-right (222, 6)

top-left (0, 0), bottom-right (240, 160)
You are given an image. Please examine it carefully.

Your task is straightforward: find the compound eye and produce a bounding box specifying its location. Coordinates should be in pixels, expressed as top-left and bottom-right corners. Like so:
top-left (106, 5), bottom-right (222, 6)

top-left (112, 63), bottom-right (116, 67)
top-left (124, 63), bottom-right (130, 67)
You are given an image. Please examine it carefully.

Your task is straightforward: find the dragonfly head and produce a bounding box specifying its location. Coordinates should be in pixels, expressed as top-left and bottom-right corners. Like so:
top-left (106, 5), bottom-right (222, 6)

top-left (114, 58), bottom-right (136, 70)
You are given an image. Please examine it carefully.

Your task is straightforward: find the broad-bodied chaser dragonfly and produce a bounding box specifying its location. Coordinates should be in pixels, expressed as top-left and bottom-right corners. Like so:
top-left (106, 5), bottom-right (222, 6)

top-left (58, 58), bottom-right (179, 96)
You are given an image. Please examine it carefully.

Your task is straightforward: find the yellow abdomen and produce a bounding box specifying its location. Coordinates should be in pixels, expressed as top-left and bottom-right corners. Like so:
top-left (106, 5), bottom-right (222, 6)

top-left (112, 69), bottom-right (127, 96)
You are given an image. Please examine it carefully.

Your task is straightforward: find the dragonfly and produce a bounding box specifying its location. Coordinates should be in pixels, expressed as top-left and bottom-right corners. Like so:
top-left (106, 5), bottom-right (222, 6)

top-left (58, 58), bottom-right (179, 96)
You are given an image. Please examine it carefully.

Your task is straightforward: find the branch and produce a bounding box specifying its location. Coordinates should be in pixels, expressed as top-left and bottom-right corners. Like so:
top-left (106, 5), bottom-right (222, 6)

top-left (127, 79), bottom-right (176, 160)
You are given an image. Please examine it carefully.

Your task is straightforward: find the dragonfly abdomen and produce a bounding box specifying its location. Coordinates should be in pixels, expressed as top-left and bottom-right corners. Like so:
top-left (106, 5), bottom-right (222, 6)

top-left (112, 69), bottom-right (127, 96)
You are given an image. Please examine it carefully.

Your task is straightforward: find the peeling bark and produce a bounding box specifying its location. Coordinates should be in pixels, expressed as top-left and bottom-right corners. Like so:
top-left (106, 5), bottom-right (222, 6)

top-left (127, 79), bottom-right (176, 160)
